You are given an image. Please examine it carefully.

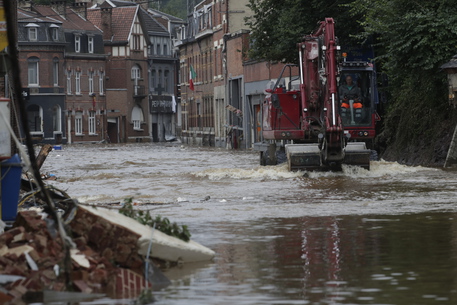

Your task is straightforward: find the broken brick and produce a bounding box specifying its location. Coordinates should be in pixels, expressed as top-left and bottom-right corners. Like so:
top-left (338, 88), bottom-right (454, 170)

top-left (73, 280), bottom-right (93, 294)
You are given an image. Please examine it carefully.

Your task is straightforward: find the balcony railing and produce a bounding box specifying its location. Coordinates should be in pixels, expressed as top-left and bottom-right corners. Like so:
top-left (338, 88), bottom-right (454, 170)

top-left (134, 85), bottom-right (146, 98)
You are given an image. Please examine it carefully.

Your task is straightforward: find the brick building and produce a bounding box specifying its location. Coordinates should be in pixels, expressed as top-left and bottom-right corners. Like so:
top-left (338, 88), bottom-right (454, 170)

top-left (177, 0), bottom-right (257, 149)
top-left (33, 2), bottom-right (107, 144)
top-left (88, 1), bottom-right (149, 143)
top-left (17, 6), bottom-right (67, 144)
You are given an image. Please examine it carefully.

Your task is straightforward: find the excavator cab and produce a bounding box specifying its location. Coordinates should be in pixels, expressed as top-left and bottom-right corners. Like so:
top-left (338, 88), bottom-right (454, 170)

top-left (339, 63), bottom-right (379, 146)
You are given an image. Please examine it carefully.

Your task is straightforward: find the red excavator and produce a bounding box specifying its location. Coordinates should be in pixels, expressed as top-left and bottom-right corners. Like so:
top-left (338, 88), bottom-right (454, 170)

top-left (256, 18), bottom-right (379, 171)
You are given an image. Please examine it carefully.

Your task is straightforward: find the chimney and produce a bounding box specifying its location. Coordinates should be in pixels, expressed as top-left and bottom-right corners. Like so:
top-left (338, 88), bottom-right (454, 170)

top-left (50, 1), bottom-right (66, 19)
top-left (101, 7), bottom-right (113, 41)
top-left (73, 1), bottom-right (88, 19)
top-left (18, 0), bottom-right (33, 11)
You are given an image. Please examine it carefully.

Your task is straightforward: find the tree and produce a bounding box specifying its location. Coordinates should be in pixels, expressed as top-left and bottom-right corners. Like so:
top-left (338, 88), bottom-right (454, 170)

top-left (350, 0), bottom-right (457, 155)
top-left (244, 0), bottom-right (364, 63)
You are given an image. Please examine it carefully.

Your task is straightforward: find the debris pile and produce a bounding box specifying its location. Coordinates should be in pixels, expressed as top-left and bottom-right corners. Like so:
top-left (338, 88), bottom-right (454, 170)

top-left (0, 208), bottom-right (158, 303)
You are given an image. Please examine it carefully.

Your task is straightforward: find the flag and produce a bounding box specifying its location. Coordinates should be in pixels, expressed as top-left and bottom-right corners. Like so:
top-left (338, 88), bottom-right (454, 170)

top-left (189, 65), bottom-right (196, 91)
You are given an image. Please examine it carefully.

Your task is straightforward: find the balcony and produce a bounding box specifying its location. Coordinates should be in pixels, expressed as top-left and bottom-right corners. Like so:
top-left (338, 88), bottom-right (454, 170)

top-left (133, 85), bottom-right (147, 98)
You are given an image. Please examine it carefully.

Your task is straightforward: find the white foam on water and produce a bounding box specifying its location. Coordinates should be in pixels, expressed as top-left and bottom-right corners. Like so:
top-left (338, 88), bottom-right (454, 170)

top-left (193, 163), bottom-right (303, 180)
top-left (193, 159), bottom-right (435, 181)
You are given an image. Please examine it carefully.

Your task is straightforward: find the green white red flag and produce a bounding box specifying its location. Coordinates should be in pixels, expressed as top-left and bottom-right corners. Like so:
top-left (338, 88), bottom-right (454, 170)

top-left (189, 65), bottom-right (196, 91)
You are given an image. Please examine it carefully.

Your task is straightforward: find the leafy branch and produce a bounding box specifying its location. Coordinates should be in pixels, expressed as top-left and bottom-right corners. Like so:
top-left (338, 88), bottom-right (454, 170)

top-left (119, 197), bottom-right (191, 242)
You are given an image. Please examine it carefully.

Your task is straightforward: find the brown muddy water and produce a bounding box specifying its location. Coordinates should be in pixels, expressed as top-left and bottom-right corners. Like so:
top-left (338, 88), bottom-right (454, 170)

top-left (39, 143), bottom-right (457, 305)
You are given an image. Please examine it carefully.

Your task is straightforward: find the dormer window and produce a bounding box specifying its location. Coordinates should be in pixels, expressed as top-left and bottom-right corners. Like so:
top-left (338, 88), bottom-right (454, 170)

top-left (50, 24), bottom-right (59, 41)
top-left (26, 23), bottom-right (39, 41)
top-left (75, 35), bottom-right (81, 53)
top-left (88, 36), bottom-right (94, 53)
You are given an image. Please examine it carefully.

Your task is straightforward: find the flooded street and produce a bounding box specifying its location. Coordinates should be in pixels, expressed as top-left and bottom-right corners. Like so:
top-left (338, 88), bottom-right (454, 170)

top-left (41, 143), bottom-right (457, 305)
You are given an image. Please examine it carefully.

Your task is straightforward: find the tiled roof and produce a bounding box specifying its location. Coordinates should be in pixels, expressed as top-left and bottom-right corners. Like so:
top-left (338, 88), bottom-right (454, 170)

top-left (33, 5), bottom-right (101, 32)
top-left (87, 6), bottom-right (138, 42)
top-left (17, 8), bottom-right (62, 24)
top-left (138, 7), bottom-right (168, 35)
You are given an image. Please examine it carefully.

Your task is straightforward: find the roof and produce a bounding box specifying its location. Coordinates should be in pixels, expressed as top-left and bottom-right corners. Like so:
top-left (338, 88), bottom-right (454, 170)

top-left (87, 6), bottom-right (138, 42)
top-left (109, 0), bottom-right (137, 7)
top-left (17, 8), bottom-right (62, 25)
top-left (147, 8), bottom-right (184, 23)
top-left (441, 55), bottom-right (457, 70)
top-left (33, 5), bottom-right (101, 33)
top-left (138, 7), bottom-right (168, 36)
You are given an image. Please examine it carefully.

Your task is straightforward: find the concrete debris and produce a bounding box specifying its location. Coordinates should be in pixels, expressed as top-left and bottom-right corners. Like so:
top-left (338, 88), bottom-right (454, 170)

top-left (0, 202), bottom-right (214, 304)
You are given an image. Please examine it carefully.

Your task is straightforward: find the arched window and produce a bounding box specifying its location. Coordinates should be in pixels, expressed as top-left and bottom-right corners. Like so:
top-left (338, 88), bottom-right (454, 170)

top-left (131, 105), bottom-right (144, 130)
top-left (27, 104), bottom-right (42, 133)
top-left (131, 65), bottom-right (141, 80)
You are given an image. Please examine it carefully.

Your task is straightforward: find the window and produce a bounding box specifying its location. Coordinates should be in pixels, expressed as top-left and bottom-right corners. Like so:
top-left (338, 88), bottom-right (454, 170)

top-left (132, 35), bottom-right (140, 50)
top-left (164, 70), bottom-right (169, 93)
top-left (51, 27), bottom-right (58, 41)
top-left (75, 71), bottom-right (81, 94)
top-left (88, 71), bottom-right (94, 94)
top-left (99, 71), bottom-right (104, 95)
top-left (88, 36), bottom-right (94, 53)
top-left (151, 70), bottom-right (156, 90)
top-left (75, 35), bottom-right (81, 53)
top-left (131, 65), bottom-right (141, 80)
top-left (52, 105), bottom-right (61, 132)
top-left (163, 44), bottom-right (167, 56)
top-left (131, 105), bottom-right (144, 130)
top-left (88, 111), bottom-right (96, 134)
top-left (27, 57), bottom-right (39, 86)
top-left (53, 58), bottom-right (59, 86)
top-left (156, 44), bottom-right (161, 55)
top-left (66, 71), bottom-right (72, 94)
top-left (28, 27), bottom-right (37, 41)
top-left (75, 111), bottom-right (83, 134)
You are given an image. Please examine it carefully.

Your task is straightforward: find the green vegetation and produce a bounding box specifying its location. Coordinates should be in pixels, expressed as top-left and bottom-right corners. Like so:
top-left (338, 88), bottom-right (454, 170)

top-left (119, 198), bottom-right (191, 242)
top-left (350, 0), bottom-right (457, 156)
top-left (245, 0), bottom-right (363, 64)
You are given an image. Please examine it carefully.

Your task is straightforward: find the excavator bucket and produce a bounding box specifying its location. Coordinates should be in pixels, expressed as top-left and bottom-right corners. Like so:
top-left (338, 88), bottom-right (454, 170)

top-left (285, 144), bottom-right (322, 171)
top-left (285, 142), bottom-right (371, 171)
top-left (343, 142), bottom-right (371, 170)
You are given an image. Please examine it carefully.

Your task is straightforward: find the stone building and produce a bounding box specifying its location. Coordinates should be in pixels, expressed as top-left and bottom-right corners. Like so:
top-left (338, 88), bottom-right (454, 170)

top-left (139, 8), bottom-right (179, 142)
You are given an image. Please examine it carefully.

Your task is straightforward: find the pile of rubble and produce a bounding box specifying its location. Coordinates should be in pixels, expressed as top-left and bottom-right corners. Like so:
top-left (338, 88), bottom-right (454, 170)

top-left (0, 207), bottom-right (165, 304)
top-left (0, 144), bottom-right (215, 304)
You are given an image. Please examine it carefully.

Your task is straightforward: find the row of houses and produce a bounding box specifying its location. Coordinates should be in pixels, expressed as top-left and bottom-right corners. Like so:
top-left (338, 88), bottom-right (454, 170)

top-left (6, 0), bottom-right (183, 144)
top-left (176, 0), bottom-right (285, 149)
top-left (3, 0), bottom-right (287, 150)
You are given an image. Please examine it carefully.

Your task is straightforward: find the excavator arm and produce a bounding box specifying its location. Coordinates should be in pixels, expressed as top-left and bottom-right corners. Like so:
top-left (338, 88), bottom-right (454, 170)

top-left (285, 18), bottom-right (370, 171)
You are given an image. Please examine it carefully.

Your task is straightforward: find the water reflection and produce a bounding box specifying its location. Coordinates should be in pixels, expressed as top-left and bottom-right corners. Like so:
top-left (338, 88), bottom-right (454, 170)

top-left (155, 213), bottom-right (457, 305)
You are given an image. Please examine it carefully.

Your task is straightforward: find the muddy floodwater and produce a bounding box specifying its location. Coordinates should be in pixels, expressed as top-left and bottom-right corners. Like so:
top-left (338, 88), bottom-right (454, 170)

top-left (41, 143), bottom-right (457, 305)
